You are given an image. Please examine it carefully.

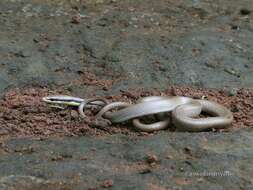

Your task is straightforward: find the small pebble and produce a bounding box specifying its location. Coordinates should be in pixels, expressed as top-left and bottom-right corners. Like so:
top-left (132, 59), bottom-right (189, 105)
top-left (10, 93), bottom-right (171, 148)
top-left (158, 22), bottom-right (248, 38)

top-left (80, 156), bottom-right (88, 160)
top-left (227, 88), bottom-right (238, 96)
top-left (166, 155), bottom-right (173, 159)
top-left (51, 155), bottom-right (64, 161)
top-left (101, 179), bottom-right (113, 188)
top-left (139, 168), bottom-right (152, 174)
top-left (70, 110), bottom-right (79, 119)
top-left (0, 128), bottom-right (9, 135)
top-left (183, 147), bottom-right (192, 155)
top-left (146, 154), bottom-right (159, 165)
top-left (71, 14), bottom-right (81, 24)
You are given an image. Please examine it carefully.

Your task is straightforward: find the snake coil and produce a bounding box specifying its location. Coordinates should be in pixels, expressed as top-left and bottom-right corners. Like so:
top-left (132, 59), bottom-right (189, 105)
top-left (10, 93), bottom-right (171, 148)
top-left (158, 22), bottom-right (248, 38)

top-left (79, 96), bottom-right (233, 132)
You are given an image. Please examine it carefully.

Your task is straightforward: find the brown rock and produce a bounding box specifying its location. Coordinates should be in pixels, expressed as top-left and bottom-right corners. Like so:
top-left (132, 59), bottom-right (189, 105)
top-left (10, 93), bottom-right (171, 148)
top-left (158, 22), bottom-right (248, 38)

top-left (101, 179), bottom-right (113, 188)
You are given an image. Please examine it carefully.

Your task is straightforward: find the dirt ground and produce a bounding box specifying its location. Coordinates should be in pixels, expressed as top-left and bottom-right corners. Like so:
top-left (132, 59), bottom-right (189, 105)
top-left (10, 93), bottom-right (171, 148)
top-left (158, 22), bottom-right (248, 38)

top-left (0, 86), bottom-right (252, 139)
top-left (0, 0), bottom-right (253, 189)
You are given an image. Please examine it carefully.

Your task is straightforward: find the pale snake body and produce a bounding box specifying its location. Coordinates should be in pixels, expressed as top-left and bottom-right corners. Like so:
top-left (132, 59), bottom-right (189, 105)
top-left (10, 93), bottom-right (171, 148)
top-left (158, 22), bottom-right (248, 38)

top-left (43, 95), bottom-right (233, 132)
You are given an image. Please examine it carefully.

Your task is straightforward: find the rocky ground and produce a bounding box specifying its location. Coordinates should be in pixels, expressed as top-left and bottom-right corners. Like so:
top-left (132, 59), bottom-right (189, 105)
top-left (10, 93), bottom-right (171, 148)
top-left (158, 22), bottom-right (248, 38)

top-left (0, 129), bottom-right (252, 190)
top-left (0, 0), bottom-right (253, 189)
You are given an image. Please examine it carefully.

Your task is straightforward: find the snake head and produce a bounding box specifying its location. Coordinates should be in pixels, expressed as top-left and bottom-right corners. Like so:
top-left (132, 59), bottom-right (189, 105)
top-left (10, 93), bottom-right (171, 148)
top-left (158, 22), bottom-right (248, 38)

top-left (42, 95), bottom-right (84, 106)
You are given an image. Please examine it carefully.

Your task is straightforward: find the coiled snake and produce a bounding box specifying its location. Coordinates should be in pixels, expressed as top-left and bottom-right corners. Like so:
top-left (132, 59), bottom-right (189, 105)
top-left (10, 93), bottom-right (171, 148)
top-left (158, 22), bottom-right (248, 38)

top-left (42, 95), bottom-right (233, 132)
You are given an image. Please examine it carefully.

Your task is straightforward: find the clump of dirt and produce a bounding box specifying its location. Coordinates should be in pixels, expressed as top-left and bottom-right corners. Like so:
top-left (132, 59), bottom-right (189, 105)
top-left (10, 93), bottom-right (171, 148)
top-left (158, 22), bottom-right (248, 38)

top-left (0, 87), bottom-right (252, 139)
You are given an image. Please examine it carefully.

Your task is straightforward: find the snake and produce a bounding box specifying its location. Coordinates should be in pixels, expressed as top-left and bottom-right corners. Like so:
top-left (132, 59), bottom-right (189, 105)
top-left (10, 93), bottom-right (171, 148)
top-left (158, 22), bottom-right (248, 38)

top-left (42, 95), bottom-right (233, 132)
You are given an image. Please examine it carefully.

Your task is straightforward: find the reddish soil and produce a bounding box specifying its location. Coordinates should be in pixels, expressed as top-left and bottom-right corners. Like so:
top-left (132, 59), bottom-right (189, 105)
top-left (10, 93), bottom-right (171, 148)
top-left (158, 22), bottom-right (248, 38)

top-left (0, 86), bottom-right (252, 140)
